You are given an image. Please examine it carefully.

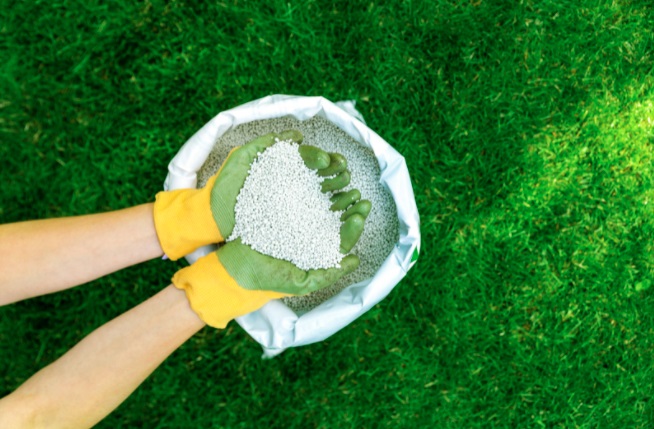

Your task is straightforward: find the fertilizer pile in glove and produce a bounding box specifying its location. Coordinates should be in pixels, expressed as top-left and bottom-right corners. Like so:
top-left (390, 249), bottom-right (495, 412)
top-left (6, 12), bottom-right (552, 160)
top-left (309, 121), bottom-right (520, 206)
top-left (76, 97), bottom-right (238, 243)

top-left (228, 139), bottom-right (344, 271)
top-left (198, 116), bottom-right (399, 312)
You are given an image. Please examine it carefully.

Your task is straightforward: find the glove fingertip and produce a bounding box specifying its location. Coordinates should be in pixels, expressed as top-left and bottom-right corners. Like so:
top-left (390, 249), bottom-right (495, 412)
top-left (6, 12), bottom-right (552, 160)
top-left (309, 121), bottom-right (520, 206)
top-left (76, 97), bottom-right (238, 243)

top-left (340, 254), bottom-right (360, 274)
top-left (299, 145), bottom-right (330, 170)
top-left (321, 170), bottom-right (351, 192)
top-left (318, 153), bottom-right (347, 177)
top-left (277, 129), bottom-right (304, 144)
top-left (340, 214), bottom-right (365, 253)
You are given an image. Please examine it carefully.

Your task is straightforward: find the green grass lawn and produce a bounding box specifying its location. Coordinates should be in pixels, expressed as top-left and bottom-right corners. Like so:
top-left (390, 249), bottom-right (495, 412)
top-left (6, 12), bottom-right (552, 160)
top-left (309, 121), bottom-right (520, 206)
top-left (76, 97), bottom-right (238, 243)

top-left (3, 0), bottom-right (654, 427)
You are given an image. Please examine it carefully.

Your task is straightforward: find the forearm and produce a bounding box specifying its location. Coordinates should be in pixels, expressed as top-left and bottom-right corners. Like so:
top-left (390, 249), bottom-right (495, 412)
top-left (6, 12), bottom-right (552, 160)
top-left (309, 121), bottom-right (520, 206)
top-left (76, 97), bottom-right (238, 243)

top-left (0, 204), bottom-right (163, 305)
top-left (0, 285), bottom-right (205, 429)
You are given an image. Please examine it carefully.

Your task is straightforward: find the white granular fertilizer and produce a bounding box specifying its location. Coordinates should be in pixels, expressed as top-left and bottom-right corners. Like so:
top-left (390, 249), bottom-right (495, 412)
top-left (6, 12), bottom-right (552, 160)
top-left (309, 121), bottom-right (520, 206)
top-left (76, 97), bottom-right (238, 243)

top-left (198, 116), bottom-right (399, 313)
top-left (228, 140), bottom-right (343, 271)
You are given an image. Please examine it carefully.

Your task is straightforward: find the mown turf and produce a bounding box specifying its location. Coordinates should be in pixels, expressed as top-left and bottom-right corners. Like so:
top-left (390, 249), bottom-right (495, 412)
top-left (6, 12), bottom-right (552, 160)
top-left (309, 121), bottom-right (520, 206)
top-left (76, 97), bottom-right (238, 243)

top-left (3, 0), bottom-right (654, 427)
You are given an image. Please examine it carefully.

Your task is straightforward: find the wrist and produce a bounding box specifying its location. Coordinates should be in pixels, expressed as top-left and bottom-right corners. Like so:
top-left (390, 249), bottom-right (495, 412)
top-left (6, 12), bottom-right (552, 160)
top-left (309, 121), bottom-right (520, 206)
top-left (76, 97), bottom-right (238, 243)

top-left (0, 392), bottom-right (38, 429)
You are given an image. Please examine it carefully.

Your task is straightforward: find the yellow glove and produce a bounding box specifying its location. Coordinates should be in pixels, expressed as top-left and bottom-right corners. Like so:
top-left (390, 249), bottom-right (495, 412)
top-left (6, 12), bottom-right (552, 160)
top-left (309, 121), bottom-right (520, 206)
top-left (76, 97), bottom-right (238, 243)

top-left (153, 173), bottom-right (224, 261)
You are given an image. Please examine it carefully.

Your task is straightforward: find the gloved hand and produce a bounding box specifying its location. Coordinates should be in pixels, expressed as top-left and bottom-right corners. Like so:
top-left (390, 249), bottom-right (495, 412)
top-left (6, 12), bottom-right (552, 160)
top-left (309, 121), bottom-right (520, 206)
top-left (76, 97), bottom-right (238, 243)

top-left (153, 130), bottom-right (351, 260)
top-left (168, 131), bottom-right (371, 328)
top-left (172, 207), bottom-right (369, 329)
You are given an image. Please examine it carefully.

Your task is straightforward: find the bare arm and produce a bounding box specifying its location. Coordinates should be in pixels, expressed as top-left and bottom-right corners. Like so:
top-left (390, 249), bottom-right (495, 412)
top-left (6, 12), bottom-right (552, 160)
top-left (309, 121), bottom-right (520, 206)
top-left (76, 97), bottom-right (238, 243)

top-left (0, 285), bottom-right (205, 429)
top-left (0, 204), bottom-right (163, 305)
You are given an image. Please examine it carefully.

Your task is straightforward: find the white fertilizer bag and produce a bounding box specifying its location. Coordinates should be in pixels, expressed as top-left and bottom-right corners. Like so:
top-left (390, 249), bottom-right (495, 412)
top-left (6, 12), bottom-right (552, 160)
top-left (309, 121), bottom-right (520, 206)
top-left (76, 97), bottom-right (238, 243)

top-left (164, 95), bottom-right (420, 357)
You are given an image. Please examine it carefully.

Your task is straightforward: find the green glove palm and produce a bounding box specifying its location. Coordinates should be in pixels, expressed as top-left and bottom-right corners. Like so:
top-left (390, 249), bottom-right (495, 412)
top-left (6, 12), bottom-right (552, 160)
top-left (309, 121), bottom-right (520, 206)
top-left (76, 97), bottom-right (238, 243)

top-left (216, 217), bottom-right (364, 295)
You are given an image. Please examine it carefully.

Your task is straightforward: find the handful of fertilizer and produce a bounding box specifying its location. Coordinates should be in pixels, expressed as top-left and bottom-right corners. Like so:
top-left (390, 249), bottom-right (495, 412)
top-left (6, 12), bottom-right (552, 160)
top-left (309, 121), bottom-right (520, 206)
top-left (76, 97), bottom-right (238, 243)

top-left (198, 117), bottom-right (399, 312)
top-left (227, 136), bottom-right (370, 271)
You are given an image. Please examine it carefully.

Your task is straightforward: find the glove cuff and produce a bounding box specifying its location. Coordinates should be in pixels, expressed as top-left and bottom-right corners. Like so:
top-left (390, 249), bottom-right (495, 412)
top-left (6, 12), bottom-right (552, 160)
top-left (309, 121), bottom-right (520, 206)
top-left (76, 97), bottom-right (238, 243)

top-left (171, 252), bottom-right (287, 329)
top-left (153, 175), bottom-right (223, 260)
